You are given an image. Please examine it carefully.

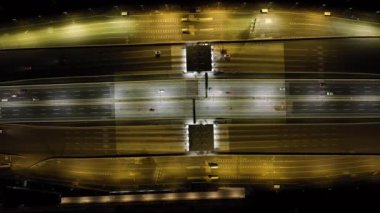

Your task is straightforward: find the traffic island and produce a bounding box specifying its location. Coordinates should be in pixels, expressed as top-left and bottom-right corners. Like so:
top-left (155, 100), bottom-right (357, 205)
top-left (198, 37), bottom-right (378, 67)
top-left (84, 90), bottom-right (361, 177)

top-left (188, 124), bottom-right (214, 152)
top-left (186, 43), bottom-right (212, 72)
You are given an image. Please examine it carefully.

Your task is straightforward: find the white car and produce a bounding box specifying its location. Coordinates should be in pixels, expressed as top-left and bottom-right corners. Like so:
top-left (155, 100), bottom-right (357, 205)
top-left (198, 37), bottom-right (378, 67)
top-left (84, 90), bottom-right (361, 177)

top-left (207, 175), bottom-right (219, 180)
top-left (223, 54), bottom-right (231, 61)
top-left (326, 91), bottom-right (334, 96)
top-left (154, 50), bottom-right (161, 58)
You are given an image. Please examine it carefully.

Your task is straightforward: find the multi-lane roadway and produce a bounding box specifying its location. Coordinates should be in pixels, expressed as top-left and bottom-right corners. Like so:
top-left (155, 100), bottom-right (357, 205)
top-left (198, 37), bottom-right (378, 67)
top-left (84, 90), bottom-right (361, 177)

top-left (1, 38), bottom-right (380, 82)
top-left (1, 8), bottom-right (380, 194)
top-left (1, 78), bottom-right (380, 123)
top-left (18, 155), bottom-right (380, 191)
top-left (1, 9), bottom-right (380, 49)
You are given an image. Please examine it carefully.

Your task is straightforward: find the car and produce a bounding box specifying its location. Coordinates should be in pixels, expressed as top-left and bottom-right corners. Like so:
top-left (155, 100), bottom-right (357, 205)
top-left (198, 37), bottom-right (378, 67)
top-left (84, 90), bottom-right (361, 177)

top-left (24, 65), bottom-right (32, 71)
top-left (0, 129), bottom-right (3, 134)
top-left (260, 8), bottom-right (269, 13)
top-left (324, 11), bottom-right (331, 16)
top-left (1, 98), bottom-right (8, 102)
top-left (223, 54), bottom-right (231, 61)
top-left (197, 42), bottom-right (209, 46)
top-left (182, 28), bottom-right (190, 34)
top-left (207, 162), bottom-right (219, 169)
top-left (154, 50), bottom-right (161, 58)
top-left (274, 105), bottom-right (287, 111)
top-left (207, 175), bottom-right (219, 180)
top-left (32, 97), bottom-right (39, 102)
top-left (279, 87), bottom-right (286, 91)
top-left (326, 91), bottom-right (334, 96)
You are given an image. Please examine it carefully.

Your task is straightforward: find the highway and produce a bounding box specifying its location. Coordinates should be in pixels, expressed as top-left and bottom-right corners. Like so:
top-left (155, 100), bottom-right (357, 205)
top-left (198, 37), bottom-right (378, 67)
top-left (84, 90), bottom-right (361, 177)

top-left (2, 121), bottom-right (380, 162)
top-left (0, 10), bottom-right (379, 49)
top-left (1, 77), bottom-right (380, 181)
top-left (0, 38), bottom-right (379, 82)
top-left (1, 78), bottom-right (380, 122)
top-left (215, 123), bottom-right (380, 153)
top-left (0, 45), bottom-right (186, 81)
top-left (214, 38), bottom-right (380, 75)
top-left (0, 7), bottom-right (380, 196)
top-left (0, 124), bottom-right (187, 159)
top-left (14, 155), bottom-right (380, 191)
top-left (252, 11), bottom-right (380, 39)
top-left (289, 80), bottom-right (380, 96)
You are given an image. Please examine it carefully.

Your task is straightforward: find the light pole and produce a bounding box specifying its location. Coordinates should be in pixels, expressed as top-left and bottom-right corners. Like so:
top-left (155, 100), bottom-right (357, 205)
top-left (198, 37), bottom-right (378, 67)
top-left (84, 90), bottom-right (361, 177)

top-left (205, 72), bottom-right (209, 98)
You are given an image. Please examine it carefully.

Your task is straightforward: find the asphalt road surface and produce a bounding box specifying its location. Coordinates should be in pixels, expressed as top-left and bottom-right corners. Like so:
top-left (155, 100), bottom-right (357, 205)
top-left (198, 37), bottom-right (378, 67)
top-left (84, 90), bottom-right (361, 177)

top-left (0, 45), bottom-right (186, 81)
top-left (1, 78), bottom-right (380, 122)
top-left (215, 123), bottom-right (380, 154)
top-left (0, 38), bottom-right (379, 82)
top-left (1, 8), bottom-right (380, 193)
top-left (0, 10), bottom-right (379, 49)
top-left (2, 122), bottom-right (380, 163)
top-left (14, 154), bottom-right (380, 191)
top-left (214, 38), bottom-right (380, 76)
top-left (0, 124), bottom-right (187, 160)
